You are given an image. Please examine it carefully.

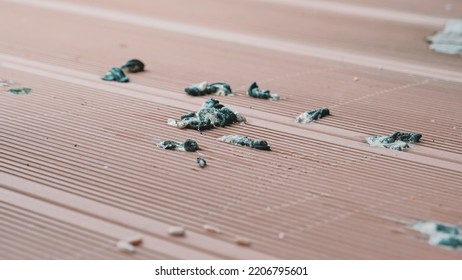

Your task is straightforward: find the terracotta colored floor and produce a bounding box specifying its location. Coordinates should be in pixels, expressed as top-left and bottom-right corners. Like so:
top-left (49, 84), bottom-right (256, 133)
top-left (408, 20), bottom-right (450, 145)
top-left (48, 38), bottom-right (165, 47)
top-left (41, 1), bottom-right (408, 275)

top-left (1, 0), bottom-right (461, 259)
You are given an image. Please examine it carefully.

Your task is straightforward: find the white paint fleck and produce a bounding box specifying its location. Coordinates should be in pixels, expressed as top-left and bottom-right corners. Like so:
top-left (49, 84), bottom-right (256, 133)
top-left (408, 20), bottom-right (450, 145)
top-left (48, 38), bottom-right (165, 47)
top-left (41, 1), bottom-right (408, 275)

top-left (116, 240), bottom-right (135, 253)
top-left (278, 232), bottom-right (285, 239)
top-left (168, 226), bottom-right (186, 237)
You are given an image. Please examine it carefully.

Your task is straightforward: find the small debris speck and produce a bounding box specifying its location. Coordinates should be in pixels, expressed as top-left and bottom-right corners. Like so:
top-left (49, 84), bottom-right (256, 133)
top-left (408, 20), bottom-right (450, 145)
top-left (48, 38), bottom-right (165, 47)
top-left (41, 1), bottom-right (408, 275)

top-left (353, 77), bottom-right (360, 81)
top-left (218, 135), bottom-right (271, 150)
top-left (278, 232), bottom-right (285, 239)
top-left (168, 226), bottom-right (186, 237)
top-left (116, 240), bottom-right (135, 253)
top-left (235, 236), bottom-right (252, 246)
top-left (203, 224), bottom-right (221, 233)
top-left (197, 157), bottom-right (206, 168)
top-left (247, 82), bottom-right (280, 100)
top-left (125, 235), bottom-right (143, 246)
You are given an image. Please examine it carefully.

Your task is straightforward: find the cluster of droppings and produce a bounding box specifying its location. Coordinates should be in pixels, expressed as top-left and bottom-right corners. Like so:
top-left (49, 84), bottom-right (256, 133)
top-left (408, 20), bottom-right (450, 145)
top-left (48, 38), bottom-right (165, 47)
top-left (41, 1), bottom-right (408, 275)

top-left (102, 59), bottom-right (145, 83)
top-left (295, 108), bottom-right (330, 123)
top-left (7, 88), bottom-right (32, 95)
top-left (412, 221), bottom-right (462, 250)
top-left (366, 132), bottom-right (422, 151)
top-left (218, 135), bottom-right (271, 151)
top-left (185, 81), bottom-right (233, 96)
top-left (157, 139), bottom-right (200, 152)
top-left (168, 98), bottom-right (246, 131)
top-left (196, 157), bottom-right (206, 168)
top-left (247, 82), bottom-right (280, 100)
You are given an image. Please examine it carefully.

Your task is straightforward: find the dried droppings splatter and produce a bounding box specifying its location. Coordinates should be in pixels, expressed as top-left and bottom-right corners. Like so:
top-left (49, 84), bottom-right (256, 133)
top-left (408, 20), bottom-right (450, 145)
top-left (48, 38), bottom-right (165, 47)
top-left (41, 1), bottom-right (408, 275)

top-left (157, 139), bottom-right (200, 152)
top-left (0, 78), bottom-right (15, 87)
top-left (121, 59), bottom-right (145, 73)
top-left (125, 235), bottom-right (143, 246)
top-left (366, 132), bottom-right (422, 151)
top-left (102, 67), bottom-right (129, 83)
top-left (168, 98), bottom-right (246, 131)
top-left (218, 135), bottom-right (271, 151)
top-left (412, 221), bottom-right (462, 250)
top-left (116, 240), bottom-right (136, 253)
top-left (203, 224), bottom-right (221, 233)
top-left (197, 157), bottom-right (206, 168)
top-left (247, 82), bottom-right (280, 100)
top-left (7, 88), bottom-right (32, 95)
top-left (295, 108), bottom-right (330, 123)
top-left (168, 226), bottom-right (186, 237)
top-left (235, 236), bottom-right (252, 246)
top-left (185, 81), bottom-right (233, 96)
top-left (427, 19), bottom-right (462, 55)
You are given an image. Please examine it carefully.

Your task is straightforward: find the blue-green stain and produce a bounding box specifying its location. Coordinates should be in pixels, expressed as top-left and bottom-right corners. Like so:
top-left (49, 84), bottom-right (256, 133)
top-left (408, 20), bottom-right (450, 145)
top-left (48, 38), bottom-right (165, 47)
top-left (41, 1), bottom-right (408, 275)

top-left (412, 221), bottom-right (462, 250)
top-left (436, 224), bottom-right (459, 235)
top-left (7, 88), bottom-right (32, 95)
top-left (438, 237), bottom-right (462, 248)
top-left (102, 67), bottom-right (129, 83)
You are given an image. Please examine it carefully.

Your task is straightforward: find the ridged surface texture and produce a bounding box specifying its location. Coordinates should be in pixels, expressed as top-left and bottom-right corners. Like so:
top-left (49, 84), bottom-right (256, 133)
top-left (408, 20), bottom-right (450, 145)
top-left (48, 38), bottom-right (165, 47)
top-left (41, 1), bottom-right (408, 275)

top-left (1, 0), bottom-right (461, 259)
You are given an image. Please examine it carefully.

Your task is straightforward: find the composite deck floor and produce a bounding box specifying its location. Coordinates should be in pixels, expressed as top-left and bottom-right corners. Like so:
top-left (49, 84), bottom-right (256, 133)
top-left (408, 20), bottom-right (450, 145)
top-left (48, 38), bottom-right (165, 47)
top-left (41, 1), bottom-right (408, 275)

top-left (1, 0), bottom-right (461, 259)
